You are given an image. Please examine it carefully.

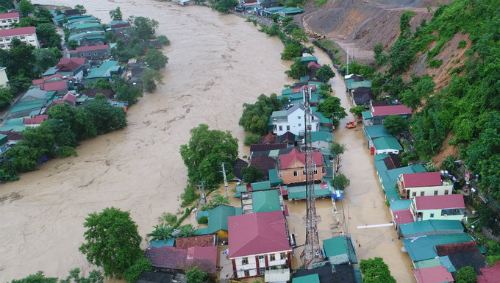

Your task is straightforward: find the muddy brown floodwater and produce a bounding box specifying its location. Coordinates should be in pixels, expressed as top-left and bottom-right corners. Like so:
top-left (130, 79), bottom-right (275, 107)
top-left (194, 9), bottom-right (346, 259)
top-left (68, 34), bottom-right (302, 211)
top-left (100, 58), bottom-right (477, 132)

top-left (0, 1), bottom-right (292, 281)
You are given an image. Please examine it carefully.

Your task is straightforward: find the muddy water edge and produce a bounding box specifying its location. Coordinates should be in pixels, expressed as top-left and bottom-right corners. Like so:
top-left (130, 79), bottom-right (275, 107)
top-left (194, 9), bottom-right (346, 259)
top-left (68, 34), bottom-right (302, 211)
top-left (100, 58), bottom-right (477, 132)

top-left (0, 1), bottom-right (292, 280)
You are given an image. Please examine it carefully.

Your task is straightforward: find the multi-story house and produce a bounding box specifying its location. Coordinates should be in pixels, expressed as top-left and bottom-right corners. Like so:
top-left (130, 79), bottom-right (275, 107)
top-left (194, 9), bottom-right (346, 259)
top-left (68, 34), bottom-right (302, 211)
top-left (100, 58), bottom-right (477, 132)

top-left (398, 172), bottom-right (454, 199)
top-left (228, 210), bottom-right (291, 281)
top-left (277, 148), bottom-right (325, 185)
top-left (0, 12), bottom-right (20, 29)
top-left (410, 194), bottom-right (465, 222)
top-left (271, 103), bottom-right (319, 136)
top-left (0, 27), bottom-right (39, 50)
top-left (69, 44), bottom-right (110, 61)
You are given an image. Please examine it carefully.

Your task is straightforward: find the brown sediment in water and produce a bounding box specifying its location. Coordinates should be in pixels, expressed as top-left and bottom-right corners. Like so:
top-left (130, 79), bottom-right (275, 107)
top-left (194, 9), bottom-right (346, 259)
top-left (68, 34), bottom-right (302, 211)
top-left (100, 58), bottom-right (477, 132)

top-left (0, 1), bottom-right (292, 281)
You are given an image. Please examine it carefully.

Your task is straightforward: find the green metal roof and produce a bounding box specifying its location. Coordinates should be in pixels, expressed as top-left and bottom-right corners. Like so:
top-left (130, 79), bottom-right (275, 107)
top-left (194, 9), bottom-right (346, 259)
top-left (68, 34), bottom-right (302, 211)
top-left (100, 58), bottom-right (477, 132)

top-left (149, 239), bottom-right (175, 248)
top-left (365, 125), bottom-right (392, 140)
top-left (86, 61), bottom-right (120, 79)
top-left (252, 190), bottom-right (281, 213)
top-left (411, 164), bottom-right (427, 173)
top-left (76, 22), bottom-right (101, 29)
top-left (413, 256), bottom-right (456, 273)
top-left (280, 7), bottom-right (304, 14)
top-left (403, 233), bottom-right (474, 262)
top-left (251, 181), bottom-right (271, 191)
top-left (300, 75), bottom-right (310, 82)
top-left (207, 205), bottom-right (239, 234)
top-left (268, 149), bottom-right (280, 157)
top-left (281, 88), bottom-right (293, 95)
top-left (390, 199), bottom-right (411, 211)
top-left (310, 131), bottom-right (334, 143)
top-left (10, 100), bottom-right (45, 113)
top-left (271, 110), bottom-right (287, 119)
top-left (323, 237), bottom-right (348, 257)
top-left (362, 110), bottom-right (373, 120)
top-left (374, 154), bottom-right (389, 161)
top-left (288, 183), bottom-right (332, 200)
top-left (195, 227), bottom-right (208, 235)
top-left (373, 136), bottom-right (403, 151)
top-left (384, 185), bottom-right (401, 202)
top-left (293, 274), bottom-right (320, 283)
top-left (235, 185), bottom-right (247, 192)
top-left (400, 220), bottom-right (464, 237)
top-left (299, 56), bottom-right (318, 63)
top-left (439, 256), bottom-right (456, 272)
top-left (346, 80), bottom-right (372, 90)
top-left (311, 107), bottom-right (331, 124)
top-left (0, 134), bottom-right (7, 146)
top-left (269, 169), bottom-right (283, 186)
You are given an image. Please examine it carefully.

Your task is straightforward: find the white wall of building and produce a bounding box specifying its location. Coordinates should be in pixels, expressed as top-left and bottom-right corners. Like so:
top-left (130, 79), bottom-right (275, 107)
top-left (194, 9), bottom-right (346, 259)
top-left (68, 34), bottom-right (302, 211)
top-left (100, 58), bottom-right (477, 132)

top-left (0, 33), bottom-right (39, 50)
top-left (273, 108), bottom-right (319, 136)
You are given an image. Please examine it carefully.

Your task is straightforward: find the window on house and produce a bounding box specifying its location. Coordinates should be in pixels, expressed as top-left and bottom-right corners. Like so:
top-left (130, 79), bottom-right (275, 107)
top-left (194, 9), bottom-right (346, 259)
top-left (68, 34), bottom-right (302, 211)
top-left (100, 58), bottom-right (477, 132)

top-left (420, 191), bottom-right (425, 196)
top-left (444, 190), bottom-right (449, 195)
top-left (260, 268), bottom-right (266, 274)
top-left (298, 116), bottom-right (301, 119)
top-left (430, 213), bottom-right (435, 218)
top-left (259, 256), bottom-right (264, 263)
top-left (20, 36), bottom-right (25, 39)
top-left (1, 20), bottom-right (5, 23)
top-left (88, 53), bottom-right (91, 56)
top-left (244, 270), bottom-right (250, 277)
top-left (7, 19), bottom-right (11, 22)
top-left (286, 125), bottom-right (290, 131)
top-left (293, 171), bottom-right (298, 176)
top-left (280, 253), bottom-right (286, 260)
top-left (242, 257), bottom-right (248, 265)
top-left (279, 126), bottom-right (282, 131)
top-left (270, 254), bottom-right (276, 261)
top-left (313, 169), bottom-right (318, 174)
top-left (412, 192), bottom-right (417, 197)
top-left (94, 52), bottom-right (97, 55)
top-left (322, 167), bottom-right (325, 173)
top-left (434, 190), bottom-right (438, 195)
top-left (298, 123), bottom-right (301, 127)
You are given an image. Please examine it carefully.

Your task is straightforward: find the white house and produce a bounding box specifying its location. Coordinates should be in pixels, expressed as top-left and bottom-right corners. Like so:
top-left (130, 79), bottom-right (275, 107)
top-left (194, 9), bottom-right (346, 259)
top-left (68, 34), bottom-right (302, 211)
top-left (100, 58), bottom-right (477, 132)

top-left (0, 12), bottom-right (20, 29)
top-left (411, 194), bottom-right (465, 222)
top-left (0, 66), bottom-right (8, 88)
top-left (398, 172), bottom-right (454, 199)
top-left (271, 103), bottom-right (319, 136)
top-left (0, 26), bottom-right (39, 50)
top-left (228, 210), bottom-right (291, 281)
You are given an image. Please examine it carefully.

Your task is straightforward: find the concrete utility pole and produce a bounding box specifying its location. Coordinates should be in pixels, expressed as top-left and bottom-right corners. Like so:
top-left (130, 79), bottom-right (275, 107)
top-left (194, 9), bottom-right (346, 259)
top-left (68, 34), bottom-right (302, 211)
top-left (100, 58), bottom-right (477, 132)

top-left (347, 47), bottom-right (350, 75)
top-left (196, 181), bottom-right (206, 204)
top-left (221, 162), bottom-right (229, 198)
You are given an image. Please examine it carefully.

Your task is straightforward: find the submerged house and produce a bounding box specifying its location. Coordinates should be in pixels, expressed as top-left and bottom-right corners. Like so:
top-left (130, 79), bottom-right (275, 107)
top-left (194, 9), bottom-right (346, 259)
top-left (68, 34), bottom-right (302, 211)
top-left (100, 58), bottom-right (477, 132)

top-left (271, 103), bottom-right (320, 136)
top-left (277, 148), bottom-right (325, 185)
top-left (411, 194), bottom-right (465, 222)
top-left (398, 172), bottom-right (454, 199)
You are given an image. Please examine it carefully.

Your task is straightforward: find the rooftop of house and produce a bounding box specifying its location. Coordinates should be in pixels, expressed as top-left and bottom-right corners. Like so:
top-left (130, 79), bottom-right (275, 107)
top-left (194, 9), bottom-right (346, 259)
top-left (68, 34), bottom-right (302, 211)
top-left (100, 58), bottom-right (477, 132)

top-left (401, 172), bottom-right (443, 188)
top-left (0, 26), bottom-right (35, 37)
top-left (414, 256), bottom-right (456, 273)
top-left (251, 181), bottom-right (271, 191)
top-left (53, 93), bottom-right (76, 105)
top-left (393, 209), bottom-right (414, 227)
top-left (41, 81), bottom-right (67, 92)
top-left (279, 148), bottom-right (323, 169)
top-left (0, 130), bottom-right (24, 141)
top-left (185, 246), bottom-right (217, 274)
top-left (415, 194), bottom-right (465, 210)
top-left (307, 62), bottom-right (321, 69)
top-left (33, 74), bottom-right (74, 85)
top-left (75, 44), bottom-right (109, 52)
top-left (23, 115), bottom-right (48, 125)
top-left (228, 210), bottom-right (290, 258)
top-left (402, 233), bottom-right (474, 262)
top-left (292, 274), bottom-right (320, 283)
top-left (232, 158), bottom-right (248, 180)
top-left (478, 265), bottom-right (500, 283)
top-left (207, 205), bottom-right (241, 234)
top-left (174, 235), bottom-right (215, 249)
top-left (86, 61), bottom-right (120, 79)
top-left (252, 189), bottom-right (281, 213)
top-left (260, 133), bottom-right (276, 144)
top-left (0, 12), bottom-right (19, 19)
top-left (365, 125), bottom-right (392, 139)
top-left (383, 154), bottom-right (402, 170)
top-left (413, 266), bottom-right (454, 283)
top-left (145, 246), bottom-right (187, 269)
top-left (276, 131), bottom-right (296, 144)
top-left (400, 220), bottom-right (464, 237)
top-left (250, 143), bottom-right (287, 152)
top-left (56, 58), bottom-right (86, 72)
top-left (390, 199), bottom-right (412, 211)
top-left (83, 89), bottom-right (115, 99)
top-left (250, 154), bottom-right (276, 177)
top-left (372, 105), bottom-right (412, 116)
top-left (322, 236), bottom-right (357, 264)
top-left (372, 136), bottom-right (402, 151)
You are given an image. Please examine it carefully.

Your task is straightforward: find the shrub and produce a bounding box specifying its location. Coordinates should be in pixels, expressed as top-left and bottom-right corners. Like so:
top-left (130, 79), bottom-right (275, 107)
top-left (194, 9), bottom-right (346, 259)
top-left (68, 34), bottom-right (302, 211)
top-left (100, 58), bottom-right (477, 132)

top-left (457, 40), bottom-right (466, 49)
top-left (244, 133), bottom-right (261, 146)
top-left (198, 216), bottom-right (208, 224)
top-left (123, 257), bottom-right (153, 283)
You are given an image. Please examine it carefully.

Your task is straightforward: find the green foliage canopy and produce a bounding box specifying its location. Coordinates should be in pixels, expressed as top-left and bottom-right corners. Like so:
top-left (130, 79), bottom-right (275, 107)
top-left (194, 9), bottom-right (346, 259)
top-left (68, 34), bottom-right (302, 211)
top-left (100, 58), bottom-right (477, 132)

top-left (142, 69), bottom-right (165, 93)
top-left (145, 49), bottom-right (169, 70)
top-left (456, 266), bottom-right (477, 283)
top-left (359, 257), bottom-right (396, 283)
top-left (239, 93), bottom-right (281, 135)
top-left (315, 64), bottom-right (335, 82)
top-left (383, 115), bottom-right (408, 135)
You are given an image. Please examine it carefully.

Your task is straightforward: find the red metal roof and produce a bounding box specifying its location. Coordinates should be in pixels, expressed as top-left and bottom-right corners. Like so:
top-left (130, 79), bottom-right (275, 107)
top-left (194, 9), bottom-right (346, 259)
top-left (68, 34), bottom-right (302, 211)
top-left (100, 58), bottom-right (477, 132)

top-left (33, 74), bottom-right (74, 85)
top-left (228, 210), bottom-right (291, 258)
top-left (0, 12), bottom-right (19, 20)
top-left (402, 172), bottom-right (442, 188)
top-left (0, 131), bottom-right (24, 141)
top-left (478, 265), bottom-right (500, 283)
top-left (144, 246), bottom-right (187, 269)
top-left (41, 81), bottom-right (67, 92)
top-left (0, 26), bottom-right (35, 37)
top-left (372, 105), bottom-right (412, 116)
top-left (308, 62), bottom-right (321, 69)
top-left (75, 44), bottom-right (109, 52)
top-left (261, 133), bottom-right (276, 144)
top-left (186, 246), bottom-right (217, 274)
top-left (393, 209), bottom-right (414, 228)
top-left (292, 84), bottom-right (316, 93)
top-left (279, 148), bottom-right (323, 169)
top-left (56, 58), bottom-right (86, 72)
top-left (23, 115), bottom-right (48, 125)
top-left (415, 194), bottom-right (465, 210)
top-left (175, 235), bottom-right (215, 249)
top-left (413, 266), bottom-right (454, 283)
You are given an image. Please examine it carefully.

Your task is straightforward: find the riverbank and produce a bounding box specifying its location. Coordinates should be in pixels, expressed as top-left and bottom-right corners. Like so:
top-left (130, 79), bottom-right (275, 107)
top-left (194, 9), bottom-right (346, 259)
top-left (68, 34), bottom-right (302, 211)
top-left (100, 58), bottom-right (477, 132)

top-left (0, 2), bottom-right (292, 281)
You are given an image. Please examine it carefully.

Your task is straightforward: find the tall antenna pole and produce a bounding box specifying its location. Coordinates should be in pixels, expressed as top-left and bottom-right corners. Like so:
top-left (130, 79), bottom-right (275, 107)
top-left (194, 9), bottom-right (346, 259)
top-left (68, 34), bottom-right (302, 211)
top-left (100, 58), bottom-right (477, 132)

top-left (196, 181), bottom-right (206, 204)
top-left (300, 86), bottom-right (322, 269)
top-left (221, 163), bottom-right (229, 198)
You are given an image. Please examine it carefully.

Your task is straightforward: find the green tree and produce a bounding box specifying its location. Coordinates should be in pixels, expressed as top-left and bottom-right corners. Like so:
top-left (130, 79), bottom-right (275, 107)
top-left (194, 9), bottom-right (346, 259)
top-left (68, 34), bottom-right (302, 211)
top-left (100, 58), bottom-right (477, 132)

top-left (145, 49), bottom-right (169, 70)
top-left (8, 40), bottom-right (36, 78)
top-left (123, 256), bottom-right (152, 283)
top-left (35, 7), bottom-right (54, 22)
top-left (281, 42), bottom-right (302, 60)
top-left (239, 93), bottom-right (281, 135)
top-left (4, 145), bottom-right (40, 172)
top-left (142, 69), bottom-right (164, 93)
top-left (373, 43), bottom-right (388, 66)
top-left (36, 23), bottom-right (62, 48)
top-left (291, 28), bottom-right (308, 44)
top-left (332, 173), bottom-right (350, 190)
top-left (214, 0), bottom-right (238, 13)
top-left (317, 97), bottom-right (347, 126)
top-left (181, 184), bottom-right (200, 207)
top-left (201, 193), bottom-right (230, 211)
top-left (157, 35), bottom-right (170, 46)
top-left (83, 96), bottom-right (127, 135)
top-left (47, 103), bottom-right (97, 141)
top-left (383, 115), bottom-right (408, 135)
top-left (0, 87), bottom-right (13, 108)
top-left (74, 5), bottom-right (87, 14)
top-left (21, 123), bottom-right (56, 158)
top-left (180, 124), bottom-right (238, 189)
top-left (186, 267), bottom-right (207, 283)
top-left (350, 105), bottom-right (366, 118)
top-left (18, 0), bottom-right (35, 17)
top-left (359, 257), bottom-right (396, 283)
top-left (105, 31), bottom-right (116, 44)
top-left (89, 78), bottom-right (114, 90)
top-left (59, 268), bottom-right (104, 283)
top-left (33, 48), bottom-right (61, 74)
top-left (241, 166), bottom-right (263, 183)
top-left (456, 266), bottom-right (477, 283)
top-left (244, 133), bottom-right (261, 146)
top-left (285, 58), bottom-right (308, 79)
top-left (133, 17), bottom-right (159, 40)
top-left (79, 207), bottom-right (143, 278)
top-left (315, 64), bottom-right (335, 82)
top-left (67, 40), bottom-right (79, 50)
top-left (109, 7), bottom-right (123, 21)
top-left (11, 271), bottom-right (58, 283)
top-left (115, 79), bottom-right (143, 106)
top-left (330, 142), bottom-right (346, 158)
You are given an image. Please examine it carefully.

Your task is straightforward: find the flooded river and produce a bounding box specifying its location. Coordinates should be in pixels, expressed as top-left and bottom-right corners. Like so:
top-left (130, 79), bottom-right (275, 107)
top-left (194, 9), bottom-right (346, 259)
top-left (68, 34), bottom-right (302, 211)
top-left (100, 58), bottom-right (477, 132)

top-left (0, 1), bottom-right (291, 280)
